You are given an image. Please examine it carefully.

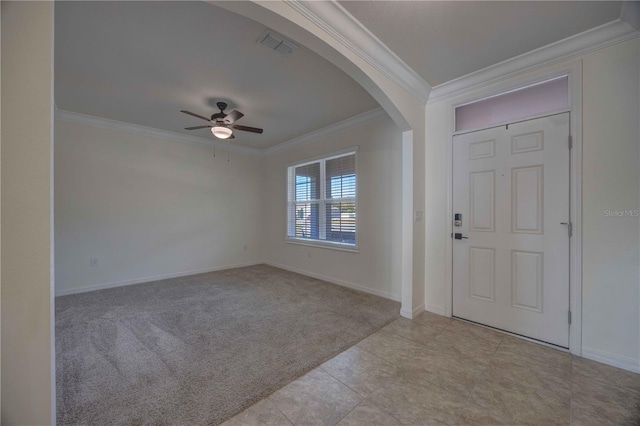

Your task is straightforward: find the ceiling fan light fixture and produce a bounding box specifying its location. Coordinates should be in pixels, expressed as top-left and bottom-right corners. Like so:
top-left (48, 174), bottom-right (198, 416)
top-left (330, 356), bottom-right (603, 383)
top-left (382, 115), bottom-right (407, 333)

top-left (212, 126), bottom-right (233, 139)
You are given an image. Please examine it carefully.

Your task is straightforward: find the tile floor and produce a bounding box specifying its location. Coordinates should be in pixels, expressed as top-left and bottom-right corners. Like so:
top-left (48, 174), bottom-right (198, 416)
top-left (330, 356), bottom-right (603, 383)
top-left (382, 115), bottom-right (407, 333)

top-left (222, 312), bottom-right (640, 425)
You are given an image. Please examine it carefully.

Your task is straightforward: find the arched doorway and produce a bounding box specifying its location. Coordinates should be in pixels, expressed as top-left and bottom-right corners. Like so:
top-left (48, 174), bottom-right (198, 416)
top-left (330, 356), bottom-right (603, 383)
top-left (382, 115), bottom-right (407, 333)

top-left (215, 0), bottom-right (428, 318)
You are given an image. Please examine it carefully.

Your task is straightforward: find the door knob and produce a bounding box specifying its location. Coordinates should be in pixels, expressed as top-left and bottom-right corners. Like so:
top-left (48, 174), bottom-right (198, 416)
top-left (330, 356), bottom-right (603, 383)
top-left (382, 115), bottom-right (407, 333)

top-left (454, 233), bottom-right (468, 240)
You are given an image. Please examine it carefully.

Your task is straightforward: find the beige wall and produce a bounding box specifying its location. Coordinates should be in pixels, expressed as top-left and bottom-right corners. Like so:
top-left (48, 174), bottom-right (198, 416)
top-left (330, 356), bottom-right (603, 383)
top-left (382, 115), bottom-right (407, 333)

top-left (263, 117), bottom-right (403, 300)
top-left (1, 2), bottom-right (55, 424)
top-left (55, 121), bottom-right (264, 294)
top-left (425, 38), bottom-right (640, 370)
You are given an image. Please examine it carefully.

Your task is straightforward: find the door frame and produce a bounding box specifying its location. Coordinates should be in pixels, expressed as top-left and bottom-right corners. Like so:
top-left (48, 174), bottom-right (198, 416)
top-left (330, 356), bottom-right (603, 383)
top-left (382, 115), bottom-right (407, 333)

top-left (444, 60), bottom-right (583, 355)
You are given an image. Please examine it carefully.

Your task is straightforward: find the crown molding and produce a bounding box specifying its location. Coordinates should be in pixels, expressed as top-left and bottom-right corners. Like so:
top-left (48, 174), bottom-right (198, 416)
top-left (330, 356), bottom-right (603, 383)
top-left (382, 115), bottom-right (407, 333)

top-left (286, 0), bottom-right (431, 104)
top-left (54, 109), bottom-right (262, 156)
top-left (620, 0), bottom-right (639, 31)
top-left (429, 18), bottom-right (640, 103)
top-left (264, 107), bottom-right (386, 156)
top-left (55, 108), bottom-right (387, 157)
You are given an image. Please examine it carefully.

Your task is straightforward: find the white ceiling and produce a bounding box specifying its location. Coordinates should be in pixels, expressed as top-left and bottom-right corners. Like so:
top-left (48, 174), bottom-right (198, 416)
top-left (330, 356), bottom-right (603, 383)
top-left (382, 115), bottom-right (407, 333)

top-left (54, 1), bottom-right (379, 150)
top-left (340, 1), bottom-right (623, 87)
top-left (56, 1), bottom-right (626, 150)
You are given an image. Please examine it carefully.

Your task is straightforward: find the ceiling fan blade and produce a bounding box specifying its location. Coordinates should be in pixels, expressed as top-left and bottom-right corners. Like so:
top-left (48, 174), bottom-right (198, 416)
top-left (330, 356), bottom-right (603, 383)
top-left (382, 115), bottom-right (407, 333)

top-left (180, 110), bottom-right (211, 122)
top-left (223, 110), bottom-right (244, 125)
top-left (184, 125), bottom-right (212, 130)
top-left (231, 124), bottom-right (263, 134)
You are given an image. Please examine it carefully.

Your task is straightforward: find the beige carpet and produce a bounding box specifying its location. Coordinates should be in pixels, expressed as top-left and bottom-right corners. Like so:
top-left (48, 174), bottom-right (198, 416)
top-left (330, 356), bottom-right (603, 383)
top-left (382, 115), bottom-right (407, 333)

top-left (55, 264), bottom-right (400, 425)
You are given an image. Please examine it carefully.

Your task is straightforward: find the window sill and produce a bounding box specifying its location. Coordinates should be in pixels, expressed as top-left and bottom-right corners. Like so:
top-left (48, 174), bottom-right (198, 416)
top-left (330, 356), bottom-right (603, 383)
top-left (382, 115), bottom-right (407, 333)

top-left (285, 238), bottom-right (360, 253)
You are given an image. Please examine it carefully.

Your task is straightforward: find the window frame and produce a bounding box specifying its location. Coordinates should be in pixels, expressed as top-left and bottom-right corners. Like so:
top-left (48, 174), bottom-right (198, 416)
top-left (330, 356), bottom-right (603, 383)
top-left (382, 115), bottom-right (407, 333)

top-left (286, 147), bottom-right (359, 252)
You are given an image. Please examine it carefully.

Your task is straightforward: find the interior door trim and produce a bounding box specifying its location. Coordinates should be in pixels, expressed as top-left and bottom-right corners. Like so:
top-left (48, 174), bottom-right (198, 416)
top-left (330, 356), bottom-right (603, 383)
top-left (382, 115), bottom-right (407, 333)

top-left (442, 59), bottom-right (583, 356)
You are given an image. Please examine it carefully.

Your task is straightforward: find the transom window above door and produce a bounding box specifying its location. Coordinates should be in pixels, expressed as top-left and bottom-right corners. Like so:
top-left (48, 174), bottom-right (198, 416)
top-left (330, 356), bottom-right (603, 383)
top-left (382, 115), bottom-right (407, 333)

top-left (286, 151), bottom-right (358, 251)
top-left (455, 76), bottom-right (569, 132)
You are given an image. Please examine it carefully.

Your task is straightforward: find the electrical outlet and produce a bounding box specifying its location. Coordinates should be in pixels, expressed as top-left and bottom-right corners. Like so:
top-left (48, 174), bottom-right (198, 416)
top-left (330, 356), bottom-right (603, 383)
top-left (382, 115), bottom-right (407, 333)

top-left (243, 244), bottom-right (248, 251)
top-left (90, 257), bottom-right (98, 267)
top-left (307, 251), bottom-right (311, 259)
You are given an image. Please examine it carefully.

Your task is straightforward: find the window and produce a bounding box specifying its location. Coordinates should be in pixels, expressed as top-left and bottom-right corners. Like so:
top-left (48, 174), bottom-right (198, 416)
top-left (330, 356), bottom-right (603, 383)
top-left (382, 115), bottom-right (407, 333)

top-left (455, 76), bottom-right (569, 132)
top-left (287, 151), bottom-right (357, 249)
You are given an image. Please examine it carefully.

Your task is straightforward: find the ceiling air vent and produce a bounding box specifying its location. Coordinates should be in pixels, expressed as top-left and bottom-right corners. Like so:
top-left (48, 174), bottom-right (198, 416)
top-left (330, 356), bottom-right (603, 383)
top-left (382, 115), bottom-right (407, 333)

top-left (257, 30), bottom-right (298, 57)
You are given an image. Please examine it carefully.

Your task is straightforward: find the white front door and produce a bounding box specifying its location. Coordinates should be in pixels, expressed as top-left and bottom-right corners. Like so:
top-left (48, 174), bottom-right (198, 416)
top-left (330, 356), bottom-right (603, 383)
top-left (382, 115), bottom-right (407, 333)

top-left (452, 113), bottom-right (570, 347)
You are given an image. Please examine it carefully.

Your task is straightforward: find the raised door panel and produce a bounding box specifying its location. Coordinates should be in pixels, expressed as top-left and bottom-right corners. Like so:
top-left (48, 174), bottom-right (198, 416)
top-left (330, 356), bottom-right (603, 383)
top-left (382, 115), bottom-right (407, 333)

top-left (511, 165), bottom-right (543, 234)
top-left (470, 170), bottom-right (495, 232)
top-left (469, 139), bottom-right (496, 160)
top-left (469, 247), bottom-right (495, 302)
top-left (511, 250), bottom-right (544, 313)
top-left (511, 131), bottom-right (544, 154)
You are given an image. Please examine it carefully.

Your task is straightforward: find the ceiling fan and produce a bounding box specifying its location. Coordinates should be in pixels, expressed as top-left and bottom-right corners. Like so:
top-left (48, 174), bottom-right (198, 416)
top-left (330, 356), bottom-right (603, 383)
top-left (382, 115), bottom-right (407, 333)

top-left (180, 102), bottom-right (264, 140)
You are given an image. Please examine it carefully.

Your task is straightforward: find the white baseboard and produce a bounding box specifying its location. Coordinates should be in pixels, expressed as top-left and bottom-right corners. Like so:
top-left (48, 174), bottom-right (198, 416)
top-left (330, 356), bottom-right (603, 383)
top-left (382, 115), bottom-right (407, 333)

top-left (425, 304), bottom-right (447, 316)
top-left (581, 347), bottom-right (640, 374)
top-left (57, 260), bottom-right (403, 303)
top-left (55, 261), bottom-right (264, 297)
top-left (265, 261), bottom-right (401, 302)
top-left (400, 303), bottom-right (425, 319)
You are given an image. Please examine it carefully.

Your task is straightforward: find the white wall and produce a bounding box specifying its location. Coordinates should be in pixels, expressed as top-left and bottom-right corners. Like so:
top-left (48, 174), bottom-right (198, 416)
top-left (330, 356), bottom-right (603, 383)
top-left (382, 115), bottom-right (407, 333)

top-left (581, 38), bottom-right (639, 368)
top-left (425, 38), bottom-right (640, 370)
top-left (217, 0), bottom-right (428, 317)
top-left (263, 116), bottom-right (403, 300)
top-left (55, 121), bottom-right (263, 294)
top-left (55, 114), bottom-right (403, 302)
top-left (1, 2), bottom-right (55, 423)
top-left (423, 101), bottom-right (450, 315)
